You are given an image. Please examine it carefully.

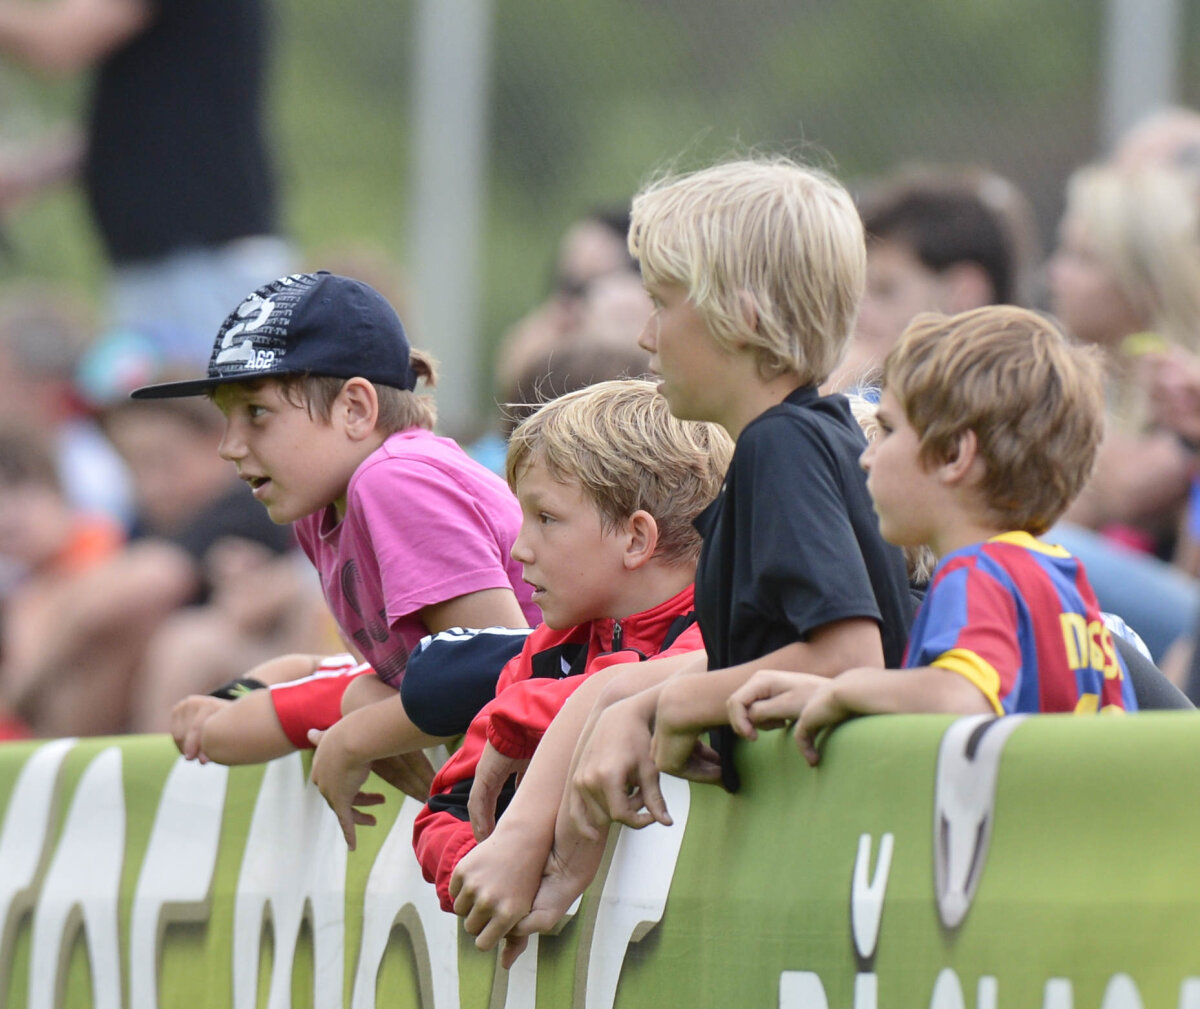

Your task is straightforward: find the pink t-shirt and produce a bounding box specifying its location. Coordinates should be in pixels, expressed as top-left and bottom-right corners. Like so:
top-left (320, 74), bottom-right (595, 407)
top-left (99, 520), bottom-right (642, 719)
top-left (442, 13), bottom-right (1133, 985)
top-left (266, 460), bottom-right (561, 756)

top-left (294, 429), bottom-right (538, 686)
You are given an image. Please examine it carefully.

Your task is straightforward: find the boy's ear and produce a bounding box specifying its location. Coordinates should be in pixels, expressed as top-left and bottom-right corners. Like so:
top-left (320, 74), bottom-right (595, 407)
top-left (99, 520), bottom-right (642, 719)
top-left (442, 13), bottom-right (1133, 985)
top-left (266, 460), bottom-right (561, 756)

top-left (737, 290), bottom-right (759, 335)
top-left (623, 509), bottom-right (660, 570)
top-left (338, 377), bottom-right (380, 440)
top-left (936, 428), bottom-right (981, 486)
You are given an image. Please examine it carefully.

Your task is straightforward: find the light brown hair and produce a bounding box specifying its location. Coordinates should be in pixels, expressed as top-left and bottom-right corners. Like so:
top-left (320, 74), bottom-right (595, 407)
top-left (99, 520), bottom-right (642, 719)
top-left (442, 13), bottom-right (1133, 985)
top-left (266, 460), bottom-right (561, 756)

top-left (271, 349), bottom-right (439, 433)
top-left (884, 306), bottom-right (1106, 535)
top-left (506, 379), bottom-right (733, 566)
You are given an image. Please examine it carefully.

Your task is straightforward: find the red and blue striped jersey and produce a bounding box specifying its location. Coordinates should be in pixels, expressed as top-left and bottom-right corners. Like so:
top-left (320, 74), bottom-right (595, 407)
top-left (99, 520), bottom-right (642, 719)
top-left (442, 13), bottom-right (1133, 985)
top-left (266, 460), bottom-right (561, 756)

top-left (904, 532), bottom-right (1136, 714)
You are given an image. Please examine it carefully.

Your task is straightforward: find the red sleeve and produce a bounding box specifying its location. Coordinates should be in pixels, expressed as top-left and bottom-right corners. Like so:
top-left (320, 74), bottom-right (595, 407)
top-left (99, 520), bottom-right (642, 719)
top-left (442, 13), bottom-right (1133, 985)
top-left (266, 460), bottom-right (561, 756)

top-left (486, 674), bottom-right (597, 759)
top-left (493, 635), bottom-right (536, 694)
top-left (486, 624), bottom-right (705, 758)
top-left (411, 804), bottom-right (478, 912)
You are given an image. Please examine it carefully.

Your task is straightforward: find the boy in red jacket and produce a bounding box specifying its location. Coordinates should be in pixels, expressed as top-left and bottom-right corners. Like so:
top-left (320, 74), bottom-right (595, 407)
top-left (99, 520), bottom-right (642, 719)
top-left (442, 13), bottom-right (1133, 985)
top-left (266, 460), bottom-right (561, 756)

top-left (412, 379), bottom-right (731, 911)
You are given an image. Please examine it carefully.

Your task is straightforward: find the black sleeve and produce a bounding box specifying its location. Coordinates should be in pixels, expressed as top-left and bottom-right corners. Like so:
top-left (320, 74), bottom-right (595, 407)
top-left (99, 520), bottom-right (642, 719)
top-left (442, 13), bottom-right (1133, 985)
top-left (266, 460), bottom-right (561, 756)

top-left (736, 421), bottom-right (882, 639)
top-left (401, 627), bottom-right (534, 736)
top-left (1116, 634), bottom-right (1194, 710)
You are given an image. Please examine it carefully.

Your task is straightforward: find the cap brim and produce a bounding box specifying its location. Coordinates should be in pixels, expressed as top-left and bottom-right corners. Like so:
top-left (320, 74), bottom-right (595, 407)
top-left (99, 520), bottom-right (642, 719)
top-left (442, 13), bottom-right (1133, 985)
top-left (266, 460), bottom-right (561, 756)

top-left (129, 376), bottom-right (228, 399)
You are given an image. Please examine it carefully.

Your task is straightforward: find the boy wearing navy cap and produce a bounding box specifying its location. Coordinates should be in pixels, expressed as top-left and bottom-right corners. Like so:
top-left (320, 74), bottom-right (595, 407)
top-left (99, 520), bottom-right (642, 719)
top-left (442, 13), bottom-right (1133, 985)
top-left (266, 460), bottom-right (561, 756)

top-left (144, 271), bottom-right (539, 847)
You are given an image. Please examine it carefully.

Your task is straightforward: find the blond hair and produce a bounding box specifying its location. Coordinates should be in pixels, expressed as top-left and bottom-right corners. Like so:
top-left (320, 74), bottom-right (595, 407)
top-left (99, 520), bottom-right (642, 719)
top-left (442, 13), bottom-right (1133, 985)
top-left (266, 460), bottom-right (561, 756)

top-left (506, 379), bottom-right (733, 566)
top-left (884, 306), bottom-right (1106, 536)
top-left (272, 348), bottom-right (439, 434)
top-left (1063, 163), bottom-right (1200, 353)
top-left (844, 391), bottom-right (936, 585)
top-left (629, 158), bottom-right (865, 385)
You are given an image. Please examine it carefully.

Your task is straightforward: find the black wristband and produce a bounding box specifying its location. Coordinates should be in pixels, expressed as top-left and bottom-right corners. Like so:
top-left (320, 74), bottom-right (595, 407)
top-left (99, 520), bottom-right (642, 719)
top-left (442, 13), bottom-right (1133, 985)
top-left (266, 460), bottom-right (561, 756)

top-left (208, 677), bottom-right (267, 701)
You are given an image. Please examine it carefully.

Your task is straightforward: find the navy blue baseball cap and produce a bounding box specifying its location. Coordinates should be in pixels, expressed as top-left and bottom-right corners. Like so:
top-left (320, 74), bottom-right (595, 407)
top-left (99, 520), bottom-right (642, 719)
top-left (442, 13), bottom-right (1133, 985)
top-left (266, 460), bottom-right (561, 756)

top-left (130, 271), bottom-right (416, 399)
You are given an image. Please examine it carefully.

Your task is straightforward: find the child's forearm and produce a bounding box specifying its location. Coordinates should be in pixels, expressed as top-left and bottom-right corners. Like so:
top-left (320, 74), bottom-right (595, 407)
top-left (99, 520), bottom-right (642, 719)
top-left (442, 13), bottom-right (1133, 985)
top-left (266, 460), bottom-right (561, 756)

top-left (447, 678), bottom-right (613, 942)
top-left (242, 652), bottom-right (326, 686)
top-left (822, 666), bottom-right (997, 718)
top-left (448, 649), bottom-right (706, 942)
top-left (656, 620), bottom-right (885, 735)
top-left (504, 649), bottom-right (705, 831)
top-left (786, 666), bottom-right (995, 767)
top-left (490, 671), bottom-right (616, 845)
top-left (199, 689), bottom-right (295, 764)
top-left (338, 691), bottom-right (450, 764)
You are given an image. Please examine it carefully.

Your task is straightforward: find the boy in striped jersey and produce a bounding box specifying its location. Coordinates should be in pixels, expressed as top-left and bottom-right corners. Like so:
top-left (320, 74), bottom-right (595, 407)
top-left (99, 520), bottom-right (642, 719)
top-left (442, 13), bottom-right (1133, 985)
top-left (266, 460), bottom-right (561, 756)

top-left (728, 305), bottom-right (1137, 764)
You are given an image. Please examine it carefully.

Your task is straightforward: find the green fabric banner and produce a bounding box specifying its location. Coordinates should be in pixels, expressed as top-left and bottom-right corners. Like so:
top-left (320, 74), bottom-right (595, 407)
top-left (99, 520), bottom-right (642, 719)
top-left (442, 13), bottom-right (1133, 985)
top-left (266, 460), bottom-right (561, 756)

top-left (1, 713), bottom-right (1197, 1008)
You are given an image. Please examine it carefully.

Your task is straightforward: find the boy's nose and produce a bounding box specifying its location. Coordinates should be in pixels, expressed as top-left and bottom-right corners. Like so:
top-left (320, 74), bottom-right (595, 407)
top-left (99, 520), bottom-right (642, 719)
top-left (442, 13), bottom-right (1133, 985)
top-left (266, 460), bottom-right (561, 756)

top-left (859, 442), bottom-right (874, 472)
top-left (510, 532), bottom-right (533, 565)
top-left (217, 424), bottom-right (245, 462)
top-left (636, 319), bottom-right (657, 354)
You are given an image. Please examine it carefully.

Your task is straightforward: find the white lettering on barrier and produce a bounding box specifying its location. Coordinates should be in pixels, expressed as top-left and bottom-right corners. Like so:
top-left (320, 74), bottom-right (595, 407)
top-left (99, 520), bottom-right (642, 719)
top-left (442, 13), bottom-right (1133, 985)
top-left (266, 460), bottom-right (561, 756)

top-left (581, 773), bottom-right (691, 1009)
top-left (493, 879), bottom-right (582, 1007)
top-left (929, 969), bottom-right (1000, 1009)
top-left (350, 795), bottom-right (460, 1009)
top-left (1101, 975), bottom-right (1145, 1009)
top-left (497, 932), bottom-right (541, 1009)
top-left (1042, 979), bottom-right (1072, 1009)
top-left (3, 741), bottom-right (1198, 1008)
top-left (0, 737), bottom-right (75, 1005)
top-left (232, 753), bottom-right (347, 1009)
top-left (129, 757), bottom-right (229, 1009)
top-left (780, 971), bottom-right (829, 1009)
top-left (855, 972), bottom-right (878, 1009)
top-left (851, 832), bottom-right (893, 966)
top-left (781, 970), bottom-right (1178, 1009)
top-left (979, 977), bottom-right (998, 1009)
top-left (847, 832), bottom-right (895, 1009)
top-left (27, 747), bottom-right (124, 1009)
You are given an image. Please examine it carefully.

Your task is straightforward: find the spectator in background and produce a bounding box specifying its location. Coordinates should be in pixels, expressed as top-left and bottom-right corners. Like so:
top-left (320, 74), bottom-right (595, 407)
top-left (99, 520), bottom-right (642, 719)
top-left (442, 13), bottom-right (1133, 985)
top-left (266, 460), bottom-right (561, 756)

top-left (0, 0), bottom-right (291, 365)
top-left (1111, 104), bottom-right (1200, 173)
top-left (1106, 103), bottom-right (1200, 689)
top-left (0, 424), bottom-right (123, 738)
top-left (1045, 160), bottom-right (1200, 663)
top-left (828, 165), bottom-right (1039, 393)
top-left (7, 336), bottom-right (305, 736)
top-left (472, 242), bottom-right (651, 475)
top-left (491, 205), bottom-right (637, 400)
top-left (0, 280), bottom-right (133, 529)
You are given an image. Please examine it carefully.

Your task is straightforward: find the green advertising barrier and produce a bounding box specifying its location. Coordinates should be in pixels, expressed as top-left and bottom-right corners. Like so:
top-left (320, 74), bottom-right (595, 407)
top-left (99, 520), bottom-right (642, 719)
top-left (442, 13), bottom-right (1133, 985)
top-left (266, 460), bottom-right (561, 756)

top-left (1, 714), bottom-right (1199, 1009)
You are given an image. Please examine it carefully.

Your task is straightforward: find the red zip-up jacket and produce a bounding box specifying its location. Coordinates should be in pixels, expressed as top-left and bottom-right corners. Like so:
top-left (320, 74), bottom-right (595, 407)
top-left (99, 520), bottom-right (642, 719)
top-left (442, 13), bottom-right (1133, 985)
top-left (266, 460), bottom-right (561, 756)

top-left (412, 584), bottom-right (702, 911)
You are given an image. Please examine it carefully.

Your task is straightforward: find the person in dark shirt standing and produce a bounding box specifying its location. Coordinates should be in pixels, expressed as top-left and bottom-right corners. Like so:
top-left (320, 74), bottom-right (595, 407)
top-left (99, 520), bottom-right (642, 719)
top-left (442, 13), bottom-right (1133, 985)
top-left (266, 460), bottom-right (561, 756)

top-left (0, 0), bottom-right (291, 364)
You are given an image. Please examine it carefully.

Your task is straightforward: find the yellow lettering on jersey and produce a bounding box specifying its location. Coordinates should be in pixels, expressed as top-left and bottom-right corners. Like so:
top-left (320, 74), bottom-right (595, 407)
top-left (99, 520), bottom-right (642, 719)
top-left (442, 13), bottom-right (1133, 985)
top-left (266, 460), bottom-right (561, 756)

top-left (1098, 624), bottom-right (1122, 680)
top-left (1060, 613), bottom-right (1088, 669)
top-left (1088, 620), bottom-right (1123, 680)
top-left (1060, 614), bottom-right (1123, 681)
top-left (1074, 692), bottom-right (1100, 714)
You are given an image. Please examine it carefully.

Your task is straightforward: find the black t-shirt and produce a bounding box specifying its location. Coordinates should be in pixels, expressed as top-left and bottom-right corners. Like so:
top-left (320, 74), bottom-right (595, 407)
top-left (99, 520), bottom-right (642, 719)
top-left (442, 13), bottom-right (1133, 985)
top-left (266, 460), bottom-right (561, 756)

top-left (83, 0), bottom-right (277, 262)
top-left (695, 385), bottom-right (916, 788)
